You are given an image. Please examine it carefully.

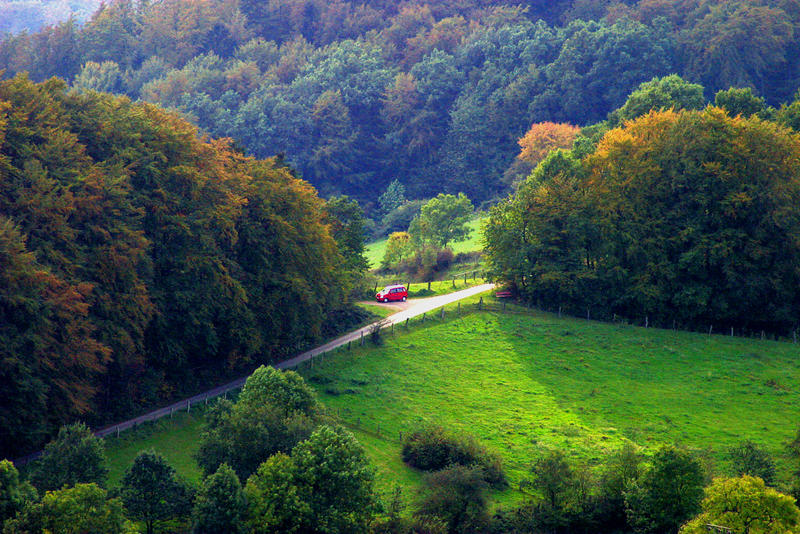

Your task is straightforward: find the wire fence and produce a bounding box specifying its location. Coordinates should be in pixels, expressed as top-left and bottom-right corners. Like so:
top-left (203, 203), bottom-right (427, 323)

top-left (12, 286), bottom-right (499, 466)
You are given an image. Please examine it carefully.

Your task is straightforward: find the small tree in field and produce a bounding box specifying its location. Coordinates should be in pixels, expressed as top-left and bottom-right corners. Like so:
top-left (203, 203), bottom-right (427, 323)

top-left (382, 231), bottom-right (413, 269)
top-left (625, 446), bottom-right (704, 534)
top-left (409, 193), bottom-right (473, 249)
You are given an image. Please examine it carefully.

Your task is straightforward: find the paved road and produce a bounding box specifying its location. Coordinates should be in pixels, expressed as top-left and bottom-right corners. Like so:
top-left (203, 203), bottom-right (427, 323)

top-left (13, 283), bottom-right (494, 464)
top-left (276, 283), bottom-right (495, 369)
top-left (74, 284), bottom-right (493, 445)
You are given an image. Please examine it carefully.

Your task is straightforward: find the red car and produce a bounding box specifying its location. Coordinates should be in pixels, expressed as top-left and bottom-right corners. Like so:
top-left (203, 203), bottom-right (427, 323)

top-left (376, 284), bottom-right (407, 302)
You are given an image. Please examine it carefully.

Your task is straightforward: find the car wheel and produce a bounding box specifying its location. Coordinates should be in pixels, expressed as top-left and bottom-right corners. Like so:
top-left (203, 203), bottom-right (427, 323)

top-left (383, 298), bottom-right (388, 303)
top-left (402, 296), bottom-right (406, 301)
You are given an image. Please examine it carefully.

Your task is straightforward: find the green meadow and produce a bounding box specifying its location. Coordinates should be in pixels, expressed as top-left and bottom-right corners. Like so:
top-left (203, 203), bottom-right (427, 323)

top-left (105, 296), bottom-right (800, 506)
top-left (298, 300), bottom-right (800, 502)
top-left (365, 216), bottom-right (486, 269)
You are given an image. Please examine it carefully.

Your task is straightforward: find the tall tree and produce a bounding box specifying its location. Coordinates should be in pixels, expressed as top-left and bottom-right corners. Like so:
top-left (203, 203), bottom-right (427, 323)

top-left (409, 193), bottom-right (474, 249)
top-left (0, 460), bottom-right (36, 525)
top-left (192, 463), bottom-right (246, 534)
top-left (245, 425), bottom-right (378, 534)
top-left (120, 451), bottom-right (194, 534)
top-left (31, 423), bottom-right (108, 492)
top-left (625, 447), bottom-right (705, 534)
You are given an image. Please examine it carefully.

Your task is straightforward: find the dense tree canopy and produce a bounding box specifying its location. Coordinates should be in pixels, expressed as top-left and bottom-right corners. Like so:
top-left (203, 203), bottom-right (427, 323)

top-left (486, 106), bottom-right (800, 334)
top-left (6, 0), bottom-right (800, 210)
top-left (0, 75), bottom-right (348, 458)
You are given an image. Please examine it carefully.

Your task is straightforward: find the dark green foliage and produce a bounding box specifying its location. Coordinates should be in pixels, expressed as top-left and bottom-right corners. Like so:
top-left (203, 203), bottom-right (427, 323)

top-left (381, 200), bottom-right (426, 236)
top-left (121, 450), bottom-right (194, 534)
top-left (197, 366), bottom-right (319, 480)
top-left (6, 0), bottom-right (800, 213)
top-left (729, 441), bottom-right (776, 486)
top-left (0, 460), bottom-right (36, 524)
top-left (401, 425), bottom-right (506, 487)
top-left (4, 483), bottom-right (130, 534)
top-left (486, 107), bottom-right (800, 334)
top-left (191, 463), bottom-right (246, 534)
top-left (0, 75), bottom-right (346, 458)
top-left (325, 195), bottom-right (370, 280)
top-left (595, 444), bottom-right (645, 532)
top-left (31, 423), bottom-right (108, 492)
top-left (715, 87), bottom-right (766, 117)
top-left (245, 425), bottom-right (379, 534)
top-left (624, 446), bottom-right (704, 534)
top-left (415, 465), bottom-right (489, 534)
top-left (611, 74), bottom-right (706, 124)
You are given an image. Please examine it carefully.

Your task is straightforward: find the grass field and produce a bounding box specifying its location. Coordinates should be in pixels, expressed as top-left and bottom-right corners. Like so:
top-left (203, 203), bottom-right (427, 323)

top-left (103, 296), bottom-right (800, 506)
top-left (104, 411), bottom-right (206, 486)
top-left (365, 216), bottom-right (486, 268)
top-left (297, 299), bottom-right (800, 503)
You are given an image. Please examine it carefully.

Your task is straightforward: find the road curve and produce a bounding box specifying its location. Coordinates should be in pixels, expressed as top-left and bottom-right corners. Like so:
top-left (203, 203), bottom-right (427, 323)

top-left (13, 283), bottom-right (495, 464)
top-left (276, 282), bottom-right (495, 369)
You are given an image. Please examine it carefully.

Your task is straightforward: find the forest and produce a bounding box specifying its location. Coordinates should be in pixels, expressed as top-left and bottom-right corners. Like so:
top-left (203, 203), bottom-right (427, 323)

top-left (3, 0), bottom-right (800, 210)
top-left (484, 77), bottom-right (800, 335)
top-left (5, 1), bottom-right (800, 531)
top-left (0, 74), bottom-right (366, 459)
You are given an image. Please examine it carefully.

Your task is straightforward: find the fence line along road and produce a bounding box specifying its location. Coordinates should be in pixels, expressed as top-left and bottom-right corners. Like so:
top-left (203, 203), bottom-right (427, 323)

top-left (13, 283), bottom-right (495, 466)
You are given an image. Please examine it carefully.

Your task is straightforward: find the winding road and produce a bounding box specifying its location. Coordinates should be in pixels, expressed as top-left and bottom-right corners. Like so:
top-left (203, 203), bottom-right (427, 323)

top-left (11, 282), bottom-right (495, 465)
top-left (83, 284), bottom-right (495, 442)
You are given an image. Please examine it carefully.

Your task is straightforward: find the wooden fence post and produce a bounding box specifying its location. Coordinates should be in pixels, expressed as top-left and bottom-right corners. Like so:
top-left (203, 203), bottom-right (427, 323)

top-left (458, 302), bottom-right (461, 315)
top-left (428, 281), bottom-right (431, 291)
top-left (441, 307), bottom-right (445, 320)
top-left (464, 273), bottom-right (467, 284)
top-left (405, 318), bottom-right (409, 329)
top-left (478, 297), bottom-right (483, 310)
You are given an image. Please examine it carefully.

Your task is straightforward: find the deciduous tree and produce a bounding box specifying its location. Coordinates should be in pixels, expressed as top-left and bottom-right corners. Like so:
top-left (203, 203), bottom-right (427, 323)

top-left (681, 476), bottom-right (800, 534)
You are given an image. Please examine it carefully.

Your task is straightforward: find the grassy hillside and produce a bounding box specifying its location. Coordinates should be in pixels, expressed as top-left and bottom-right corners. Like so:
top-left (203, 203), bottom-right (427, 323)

top-left (299, 299), bottom-right (800, 502)
top-left (365, 216), bottom-right (486, 269)
top-left (104, 297), bottom-right (800, 504)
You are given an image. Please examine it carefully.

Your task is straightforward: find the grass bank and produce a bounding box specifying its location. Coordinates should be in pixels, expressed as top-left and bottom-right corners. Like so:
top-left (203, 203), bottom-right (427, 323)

top-left (299, 299), bottom-right (800, 503)
top-left (104, 296), bottom-right (800, 506)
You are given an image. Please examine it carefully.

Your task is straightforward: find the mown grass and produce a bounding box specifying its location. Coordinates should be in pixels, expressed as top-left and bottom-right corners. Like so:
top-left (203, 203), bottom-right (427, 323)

top-left (365, 216), bottom-right (485, 268)
top-left (104, 411), bottom-right (207, 486)
top-left (299, 299), bottom-right (800, 503)
top-left (104, 295), bottom-right (800, 507)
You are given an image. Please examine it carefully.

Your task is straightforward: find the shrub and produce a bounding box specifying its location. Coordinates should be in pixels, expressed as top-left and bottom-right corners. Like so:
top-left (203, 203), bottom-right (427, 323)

top-left (401, 426), bottom-right (506, 487)
top-left (435, 249), bottom-right (454, 271)
top-left (416, 465), bottom-right (489, 534)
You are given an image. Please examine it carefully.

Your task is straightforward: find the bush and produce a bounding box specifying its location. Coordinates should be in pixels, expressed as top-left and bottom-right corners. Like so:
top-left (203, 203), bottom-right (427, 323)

top-left (401, 426), bottom-right (506, 487)
top-left (435, 249), bottom-right (454, 271)
top-left (416, 465), bottom-right (489, 534)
